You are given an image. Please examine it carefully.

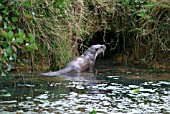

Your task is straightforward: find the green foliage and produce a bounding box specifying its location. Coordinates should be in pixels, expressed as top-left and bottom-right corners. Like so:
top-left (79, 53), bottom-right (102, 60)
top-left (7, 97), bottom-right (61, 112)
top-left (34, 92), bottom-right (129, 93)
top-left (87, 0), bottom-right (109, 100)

top-left (0, 0), bottom-right (38, 76)
top-left (0, 30), bottom-right (38, 76)
top-left (132, 89), bottom-right (140, 94)
top-left (0, 0), bottom-right (169, 76)
top-left (0, 0), bottom-right (80, 74)
top-left (113, 0), bottom-right (170, 65)
top-left (90, 110), bottom-right (97, 114)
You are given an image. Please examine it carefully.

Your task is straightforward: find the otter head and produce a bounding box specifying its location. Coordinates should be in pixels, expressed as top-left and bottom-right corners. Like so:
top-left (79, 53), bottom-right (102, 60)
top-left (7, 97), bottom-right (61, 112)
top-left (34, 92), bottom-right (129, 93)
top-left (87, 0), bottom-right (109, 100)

top-left (82, 44), bottom-right (106, 60)
top-left (93, 45), bottom-right (106, 60)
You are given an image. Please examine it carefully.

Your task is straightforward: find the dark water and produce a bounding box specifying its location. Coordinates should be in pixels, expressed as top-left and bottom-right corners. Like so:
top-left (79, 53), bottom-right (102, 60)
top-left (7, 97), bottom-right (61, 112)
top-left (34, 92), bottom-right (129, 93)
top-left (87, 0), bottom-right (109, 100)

top-left (0, 61), bottom-right (170, 114)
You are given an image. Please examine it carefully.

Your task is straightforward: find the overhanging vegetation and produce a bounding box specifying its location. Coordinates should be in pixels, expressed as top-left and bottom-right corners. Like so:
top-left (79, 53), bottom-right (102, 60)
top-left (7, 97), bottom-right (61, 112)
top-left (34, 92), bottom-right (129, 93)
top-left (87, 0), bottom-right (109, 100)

top-left (0, 0), bottom-right (169, 75)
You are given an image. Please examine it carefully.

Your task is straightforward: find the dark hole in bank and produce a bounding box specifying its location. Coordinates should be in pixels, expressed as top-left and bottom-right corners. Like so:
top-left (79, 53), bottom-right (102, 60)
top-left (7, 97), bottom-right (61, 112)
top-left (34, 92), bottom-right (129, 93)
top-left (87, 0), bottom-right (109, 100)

top-left (79, 30), bottom-right (124, 58)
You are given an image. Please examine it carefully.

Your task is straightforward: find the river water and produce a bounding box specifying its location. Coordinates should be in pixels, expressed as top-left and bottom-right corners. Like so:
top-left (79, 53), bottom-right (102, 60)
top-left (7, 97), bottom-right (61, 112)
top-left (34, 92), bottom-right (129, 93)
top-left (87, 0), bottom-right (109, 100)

top-left (0, 60), bottom-right (170, 114)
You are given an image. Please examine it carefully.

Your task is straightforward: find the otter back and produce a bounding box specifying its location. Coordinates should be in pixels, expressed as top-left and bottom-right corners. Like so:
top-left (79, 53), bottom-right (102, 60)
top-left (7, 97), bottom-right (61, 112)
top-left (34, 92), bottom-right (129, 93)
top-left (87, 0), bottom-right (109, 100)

top-left (41, 44), bottom-right (106, 76)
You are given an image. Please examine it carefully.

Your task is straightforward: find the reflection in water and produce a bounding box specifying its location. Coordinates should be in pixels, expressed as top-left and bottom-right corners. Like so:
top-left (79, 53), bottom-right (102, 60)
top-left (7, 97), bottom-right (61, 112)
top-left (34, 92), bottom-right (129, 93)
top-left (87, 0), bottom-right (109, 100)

top-left (0, 61), bottom-right (170, 113)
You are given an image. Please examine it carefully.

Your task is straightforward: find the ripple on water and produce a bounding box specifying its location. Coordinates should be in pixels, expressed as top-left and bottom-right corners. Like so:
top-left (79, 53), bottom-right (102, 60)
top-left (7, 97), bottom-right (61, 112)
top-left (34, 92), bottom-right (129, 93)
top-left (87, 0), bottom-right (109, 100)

top-left (0, 75), bottom-right (169, 113)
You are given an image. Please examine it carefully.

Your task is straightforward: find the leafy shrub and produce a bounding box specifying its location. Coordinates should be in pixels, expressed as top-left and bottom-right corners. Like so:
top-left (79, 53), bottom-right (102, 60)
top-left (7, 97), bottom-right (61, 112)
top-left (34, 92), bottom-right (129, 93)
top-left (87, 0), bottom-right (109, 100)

top-left (0, 0), bottom-right (169, 76)
top-left (0, 0), bottom-right (38, 76)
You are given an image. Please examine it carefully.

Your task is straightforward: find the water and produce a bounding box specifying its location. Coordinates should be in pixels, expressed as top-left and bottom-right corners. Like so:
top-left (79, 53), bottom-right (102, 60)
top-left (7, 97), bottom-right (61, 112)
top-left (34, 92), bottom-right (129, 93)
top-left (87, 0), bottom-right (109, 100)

top-left (0, 61), bottom-right (170, 114)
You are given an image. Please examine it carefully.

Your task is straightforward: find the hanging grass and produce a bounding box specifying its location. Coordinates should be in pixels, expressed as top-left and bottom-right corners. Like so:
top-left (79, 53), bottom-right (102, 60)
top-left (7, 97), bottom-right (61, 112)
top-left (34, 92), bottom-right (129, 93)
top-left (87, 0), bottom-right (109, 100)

top-left (0, 0), bottom-right (169, 75)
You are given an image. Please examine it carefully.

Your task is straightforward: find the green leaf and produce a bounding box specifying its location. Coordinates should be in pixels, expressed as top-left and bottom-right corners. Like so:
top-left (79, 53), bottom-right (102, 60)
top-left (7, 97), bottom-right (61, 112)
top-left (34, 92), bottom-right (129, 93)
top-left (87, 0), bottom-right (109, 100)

top-left (2, 42), bottom-right (8, 48)
top-left (6, 45), bottom-right (13, 54)
top-left (17, 59), bottom-right (21, 62)
top-left (24, 38), bottom-right (29, 42)
top-left (25, 13), bottom-right (33, 19)
top-left (0, 15), bottom-right (2, 22)
top-left (132, 89), bottom-right (140, 93)
top-left (2, 31), bottom-right (13, 41)
top-left (11, 24), bottom-right (16, 29)
top-left (3, 22), bottom-right (8, 28)
top-left (28, 33), bottom-right (34, 43)
top-left (27, 43), bottom-right (38, 51)
top-left (7, 31), bottom-right (13, 41)
top-left (12, 17), bottom-right (18, 22)
top-left (18, 32), bottom-right (25, 38)
top-left (0, 3), bottom-right (5, 9)
top-left (5, 17), bottom-right (9, 23)
top-left (1, 72), bottom-right (6, 76)
top-left (90, 110), bottom-right (97, 114)
top-left (0, 93), bottom-right (11, 97)
top-left (131, 21), bottom-right (135, 27)
top-left (2, 30), bottom-right (8, 38)
top-left (2, 10), bottom-right (9, 15)
top-left (26, 1), bottom-right (31, 7)
top-left (137, 11), bottom-right (145, 17)
top-left (16, 11), bottom-right (20, 16)
top-left (18, 32), bottom-right (26, 41)
top-left (2, 55), bottom-right (8, 61)
top-left (14, 38), bottom-right (24, 43)
top-left (61, 2), bottom-right (67, 9)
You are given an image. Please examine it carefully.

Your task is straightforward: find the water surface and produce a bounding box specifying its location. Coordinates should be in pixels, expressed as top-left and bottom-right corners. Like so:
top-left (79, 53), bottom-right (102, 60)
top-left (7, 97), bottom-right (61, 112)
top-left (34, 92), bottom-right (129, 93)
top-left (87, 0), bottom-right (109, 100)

top-left (0, 60), bottom-right (170, 114)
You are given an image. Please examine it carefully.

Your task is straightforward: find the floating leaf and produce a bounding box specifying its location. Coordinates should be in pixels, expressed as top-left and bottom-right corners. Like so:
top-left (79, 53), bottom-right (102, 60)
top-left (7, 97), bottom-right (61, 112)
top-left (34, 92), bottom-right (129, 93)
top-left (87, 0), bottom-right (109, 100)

top-left (132, 89), bottom-right (140, 93)
top-left (90, 110), bottom-right (97, 114)
top-left (158, 81), bottom-right (170, 85)
top-left (0, 100), bottom-right (17, 104)
top-left (0, 93), bottom-right (11, 97)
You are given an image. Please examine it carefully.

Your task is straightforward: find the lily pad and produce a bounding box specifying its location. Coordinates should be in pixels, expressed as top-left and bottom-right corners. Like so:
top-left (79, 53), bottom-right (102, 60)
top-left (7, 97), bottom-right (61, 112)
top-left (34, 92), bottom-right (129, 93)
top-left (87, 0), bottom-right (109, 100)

top-left (157, 81), bottom-right (170, 85)
top-left (0, 93), bottom-right (11, 97)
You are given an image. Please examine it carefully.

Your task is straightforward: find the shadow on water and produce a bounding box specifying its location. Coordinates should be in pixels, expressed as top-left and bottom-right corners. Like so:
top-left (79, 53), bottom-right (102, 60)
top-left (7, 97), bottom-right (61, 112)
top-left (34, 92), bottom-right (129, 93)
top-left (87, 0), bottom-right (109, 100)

top-left (0, 59), bottom-right (170, 113)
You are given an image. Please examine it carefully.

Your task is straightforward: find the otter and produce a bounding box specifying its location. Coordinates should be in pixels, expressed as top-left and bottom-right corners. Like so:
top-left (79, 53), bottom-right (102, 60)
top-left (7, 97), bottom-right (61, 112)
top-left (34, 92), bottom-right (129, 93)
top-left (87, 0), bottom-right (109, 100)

top-left (41, 44), bottom-right (106, 76)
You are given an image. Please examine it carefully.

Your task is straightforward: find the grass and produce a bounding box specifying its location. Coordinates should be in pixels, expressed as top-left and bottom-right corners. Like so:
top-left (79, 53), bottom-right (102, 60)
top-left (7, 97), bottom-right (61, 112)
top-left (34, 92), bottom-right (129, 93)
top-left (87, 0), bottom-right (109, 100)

top-left (0, 0), bottom-right (169, 74)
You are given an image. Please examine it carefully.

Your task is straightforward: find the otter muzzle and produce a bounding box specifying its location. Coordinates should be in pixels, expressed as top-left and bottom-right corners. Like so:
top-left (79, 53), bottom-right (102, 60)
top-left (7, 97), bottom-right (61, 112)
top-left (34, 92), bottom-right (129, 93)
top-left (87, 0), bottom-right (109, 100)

top-left (95, 45), bottom-right (106, 60)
